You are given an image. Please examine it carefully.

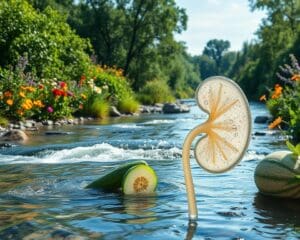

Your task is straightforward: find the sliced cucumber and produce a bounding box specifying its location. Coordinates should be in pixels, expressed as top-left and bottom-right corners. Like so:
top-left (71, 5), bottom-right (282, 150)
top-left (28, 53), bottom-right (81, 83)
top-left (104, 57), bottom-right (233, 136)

top-left (86, 160), bottom-right (147, 191)
top-left (122, 164), bottom-right (157, 195)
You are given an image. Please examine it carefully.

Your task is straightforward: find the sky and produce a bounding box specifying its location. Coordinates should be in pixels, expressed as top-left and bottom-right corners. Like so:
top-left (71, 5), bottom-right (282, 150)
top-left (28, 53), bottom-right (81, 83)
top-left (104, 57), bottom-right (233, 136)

top-left (175, 0), bottom-right (266, 55)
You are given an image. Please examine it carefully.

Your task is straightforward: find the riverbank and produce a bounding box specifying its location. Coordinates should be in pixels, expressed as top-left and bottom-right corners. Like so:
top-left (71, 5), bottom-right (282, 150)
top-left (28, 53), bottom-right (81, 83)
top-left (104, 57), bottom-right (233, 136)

top-left (0, 101), bottom-right (191, 142)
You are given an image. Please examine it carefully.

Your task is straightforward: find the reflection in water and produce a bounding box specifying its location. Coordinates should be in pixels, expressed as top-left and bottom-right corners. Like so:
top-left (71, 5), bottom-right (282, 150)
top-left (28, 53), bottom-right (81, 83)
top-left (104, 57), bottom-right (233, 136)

top-left (185, 221), bottom-right (197, 240)
top-left (0, 102), bottom-right (297, 239)
top-left (253, 193), bottom-right (300, 235)
top-left (122, 195), bottom-right (157, 224)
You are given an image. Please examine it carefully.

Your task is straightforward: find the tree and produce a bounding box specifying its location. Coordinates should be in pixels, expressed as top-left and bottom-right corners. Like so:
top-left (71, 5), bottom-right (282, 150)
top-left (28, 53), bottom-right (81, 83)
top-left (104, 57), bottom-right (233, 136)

top-left (0, 0), bottom-right (92, 80)
top-left (68, 0), bottom-right (187, 89)
top-left (203, 39), bottom-right (230, 73)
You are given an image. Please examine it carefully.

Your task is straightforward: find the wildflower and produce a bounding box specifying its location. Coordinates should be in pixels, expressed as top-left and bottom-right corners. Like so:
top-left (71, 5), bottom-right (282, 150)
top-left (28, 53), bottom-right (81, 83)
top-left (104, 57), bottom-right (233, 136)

top-left (38, 84), bottom-right (44, 89)
top-left (59, 81), bottom-right (67, 90)
top-left (4, 91), bottom-right (12, 98)
top-left (33, 100), bottom-right (44, 108)
top-left (79, 75), bottom-right (86, 86)
top-left (79, 104), bottom-right (83, 110)
top-left (259, 95), bottom-right (266, 101)
top-left (47, 106), bottom-right (54, 113)
top-left (17, 109), bottom-right (24, 116)
top-left (22, 99), bottom-right (33, 110)
top-left (291, 74), bottom-right (300, 81)
top-left (94, 86), bottom-right (102, 94)
top-left (19, 92), bottom-right (26, 98)
top-left (6, 99), bottom-right (13, 106)
top-left (81, 94), bottom-right (87, 100)
top-left (52, 88), bottom-right (65, 97)
top-left (271, 84), bottom-right (283, 99)
top-left (268, 117), bottom-right (282, 129)
top-left (26, 86), bottom-right (35, 92)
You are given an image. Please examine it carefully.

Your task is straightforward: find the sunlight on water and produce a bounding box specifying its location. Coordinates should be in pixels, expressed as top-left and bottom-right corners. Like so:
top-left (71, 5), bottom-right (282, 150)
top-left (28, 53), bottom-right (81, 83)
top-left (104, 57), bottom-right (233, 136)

top-left (0, 102), bottom-right (299, 239)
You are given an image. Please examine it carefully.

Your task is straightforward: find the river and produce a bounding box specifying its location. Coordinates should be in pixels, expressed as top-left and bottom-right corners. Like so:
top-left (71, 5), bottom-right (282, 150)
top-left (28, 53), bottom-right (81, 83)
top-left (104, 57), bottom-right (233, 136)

top-left (0, 101), bottom-right (299, 239)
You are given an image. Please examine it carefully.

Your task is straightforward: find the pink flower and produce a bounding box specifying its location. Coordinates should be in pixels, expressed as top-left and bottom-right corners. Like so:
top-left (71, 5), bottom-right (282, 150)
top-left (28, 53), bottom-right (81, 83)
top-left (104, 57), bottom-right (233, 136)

top-left (47, 106), bottom-right (54, 113)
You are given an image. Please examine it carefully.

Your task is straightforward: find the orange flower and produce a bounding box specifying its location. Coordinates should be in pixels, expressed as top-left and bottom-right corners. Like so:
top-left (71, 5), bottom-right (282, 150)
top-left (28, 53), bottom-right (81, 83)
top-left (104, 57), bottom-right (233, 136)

top-left (4, 91), bottom-right (12, 98)
top-left (33, 100), bottom-right (44, 108)
top-left (19, 91), bottom-right (26, 98)
top-left (22, 99), bottom-right (33, 110)
top-left (271, 84), bottom-right (283, 99)
top-left (17, 109), bottom-right (24, 116)
top-left (291, 74), bottom-right (300, 81)
top-left (268, 117), bottom-right (282, 129)
top-left (6, 99), bottom-right (13, 106)
top-left (259, 95), bottom-right (266, 101)
top-left (26, 86), bottom-right (35, 92)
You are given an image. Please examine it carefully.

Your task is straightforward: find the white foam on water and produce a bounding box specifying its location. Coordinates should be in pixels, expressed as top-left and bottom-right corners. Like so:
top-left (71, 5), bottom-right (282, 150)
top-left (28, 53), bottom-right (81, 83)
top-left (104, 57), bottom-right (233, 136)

top-left (142, 119), bottom-right (175, 125)
top-left (0, 143), bottom-right (182, 164)
top-left (113, 124), bottom-right (143, 129)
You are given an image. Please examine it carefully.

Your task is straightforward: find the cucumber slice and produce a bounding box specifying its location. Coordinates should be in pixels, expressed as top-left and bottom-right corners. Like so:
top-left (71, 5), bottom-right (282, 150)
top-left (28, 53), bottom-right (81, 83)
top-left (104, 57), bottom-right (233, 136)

top-left (86, 160), bottom-right (147, 191)
top-left (122, 164), bottom-right (157, 195)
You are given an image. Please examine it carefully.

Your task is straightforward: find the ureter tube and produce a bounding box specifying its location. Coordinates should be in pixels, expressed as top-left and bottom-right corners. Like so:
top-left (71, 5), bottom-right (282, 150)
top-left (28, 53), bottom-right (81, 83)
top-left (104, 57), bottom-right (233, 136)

top-left (182, 123), bottom-right (208, 221)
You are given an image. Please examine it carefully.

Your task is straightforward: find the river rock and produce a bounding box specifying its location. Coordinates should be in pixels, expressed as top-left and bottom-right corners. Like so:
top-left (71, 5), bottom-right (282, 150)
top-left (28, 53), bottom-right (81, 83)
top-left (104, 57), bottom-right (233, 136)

top-left (1, 129), bottom-right (28, 141)
top-left (45, 131), bottom-right (72, 135)
top-left (24, 120), bottom-right (36, 128)
top-left (42, 120), bottom-right (54, 126)
top-left (162, 103), bottom-right (190, 114)
top-left (254, 131), bottom-right (267, 136)
top-left (110, 106), bottom-right (122, 117)
top-left (254, 116), bottom-right (270, 124)
top-left (0, 143), bottom-right (13, 148)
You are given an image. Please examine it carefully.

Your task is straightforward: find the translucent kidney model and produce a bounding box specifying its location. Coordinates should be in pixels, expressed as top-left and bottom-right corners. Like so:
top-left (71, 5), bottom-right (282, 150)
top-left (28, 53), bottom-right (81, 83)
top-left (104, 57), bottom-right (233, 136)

top-left (182, 76), bottom-right (252, 221)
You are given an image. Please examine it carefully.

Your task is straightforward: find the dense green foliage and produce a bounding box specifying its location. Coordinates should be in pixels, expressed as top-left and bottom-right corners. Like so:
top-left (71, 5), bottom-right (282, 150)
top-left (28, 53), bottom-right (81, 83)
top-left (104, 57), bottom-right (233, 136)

top-left (138, 80), bottom-right (175, 105)
top-left (29, 0), bottom-right (200, 97)
top-left (0, 0), bottom-right (92, 80)
top-left (230, 0), bottom-right (300, 98)
top-left (192, 39), bottom-right (236, 80)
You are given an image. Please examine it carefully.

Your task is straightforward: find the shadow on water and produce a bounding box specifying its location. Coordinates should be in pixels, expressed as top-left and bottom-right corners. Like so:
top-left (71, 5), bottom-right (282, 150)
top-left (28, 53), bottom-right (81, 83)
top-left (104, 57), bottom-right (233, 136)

top-left (253, 193), bottom-right (300, 234)
top-left (253, 193), bottom-right (300, 223)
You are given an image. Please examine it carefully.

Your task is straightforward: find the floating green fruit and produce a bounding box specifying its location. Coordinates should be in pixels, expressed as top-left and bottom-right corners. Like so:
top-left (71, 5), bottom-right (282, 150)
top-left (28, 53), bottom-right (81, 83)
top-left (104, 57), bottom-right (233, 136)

top-left (254, 151), bottom-right (300, 199)
top-left (86, 160), bottom-right (147, 191)
top-left (122, 164), bottom-right (157, 195)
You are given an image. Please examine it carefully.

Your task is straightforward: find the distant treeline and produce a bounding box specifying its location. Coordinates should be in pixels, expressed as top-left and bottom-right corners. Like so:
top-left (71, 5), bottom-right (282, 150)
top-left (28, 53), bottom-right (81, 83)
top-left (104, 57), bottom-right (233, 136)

top-left (192, 0), bottom-right (300, 99)
top-left (1, 0), bottom-right (299, 100)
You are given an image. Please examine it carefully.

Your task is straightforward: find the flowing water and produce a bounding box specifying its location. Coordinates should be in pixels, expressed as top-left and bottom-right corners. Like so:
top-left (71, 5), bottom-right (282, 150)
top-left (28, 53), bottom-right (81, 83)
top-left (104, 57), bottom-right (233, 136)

top-left (0, 101), bottom-right (299, 239)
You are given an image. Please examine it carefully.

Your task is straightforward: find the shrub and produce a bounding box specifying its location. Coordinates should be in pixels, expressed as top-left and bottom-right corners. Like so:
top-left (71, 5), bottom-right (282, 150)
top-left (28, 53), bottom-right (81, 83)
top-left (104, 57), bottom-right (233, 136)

top-left (138, 79), bottom-right (175, 105)
top-left (263, 54), bottom-right (300, 144)
top-left (0, 0), bottom-right (92, 80)
top-left (87, 65), bottom-right (134, 105)
top-left (118, 95), bottom-right (140, 114)
top-left (84, 94), bottom-right (109, 119)
top-left (0, 57), bottom-right (92, 121)
top-left (0, 116), bottom-right (9, 127)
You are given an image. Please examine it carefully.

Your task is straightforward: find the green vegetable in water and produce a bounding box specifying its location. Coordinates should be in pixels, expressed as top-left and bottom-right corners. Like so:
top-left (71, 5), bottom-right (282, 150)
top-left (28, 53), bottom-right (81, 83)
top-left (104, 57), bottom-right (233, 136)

top-left (122, 164), bottom-right (157, 195)
top-left (254, 151), bottom-right (300, 198)
top-left (86, 160), bottom-right (147, 191)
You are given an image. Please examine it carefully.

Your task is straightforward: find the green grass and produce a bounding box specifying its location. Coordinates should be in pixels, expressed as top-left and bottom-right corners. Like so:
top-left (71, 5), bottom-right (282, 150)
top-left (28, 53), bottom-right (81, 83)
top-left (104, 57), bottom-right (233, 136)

top-left (0, 116), bottom-right (9, 127)
top-left (118, 96), bottom-right (140, 114)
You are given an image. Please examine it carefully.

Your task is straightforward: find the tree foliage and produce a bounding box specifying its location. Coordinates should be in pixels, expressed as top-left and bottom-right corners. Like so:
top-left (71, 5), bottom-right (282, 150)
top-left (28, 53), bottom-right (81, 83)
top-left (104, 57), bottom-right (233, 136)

top-left (228, 0), bottom-right (300, 98)
top-left (203, 39), bottom-right (231, 74)
top-left (0, 0), bottom-right (92, 80)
